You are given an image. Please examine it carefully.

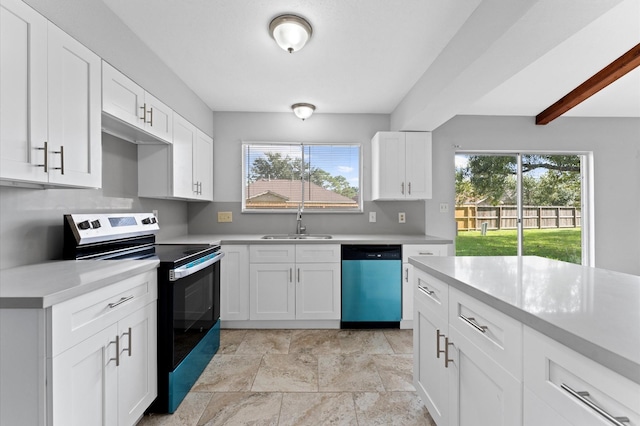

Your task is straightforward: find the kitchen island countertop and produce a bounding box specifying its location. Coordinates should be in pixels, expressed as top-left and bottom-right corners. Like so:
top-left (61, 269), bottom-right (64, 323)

top-left (0, 259), bottom-right (159, 309)
top-left (159, 233), bottom-right (452, 246)
top-left (409, 255), bottom-right (640, 385)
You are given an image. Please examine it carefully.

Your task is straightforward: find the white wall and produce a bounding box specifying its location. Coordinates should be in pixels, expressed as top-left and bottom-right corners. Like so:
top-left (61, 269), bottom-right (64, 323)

top-left (431, 115), bottom-right (640, 275)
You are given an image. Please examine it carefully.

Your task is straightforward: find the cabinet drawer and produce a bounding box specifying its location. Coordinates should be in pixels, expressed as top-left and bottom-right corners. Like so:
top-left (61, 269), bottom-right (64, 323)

top-left (524, 326), bottom-right (640, 426)
top-left (250, 244), bottom-right (295, 263)
top-left (448, 286), bottom-right (522, 378)
top-left (50, 270), bottom-right (157, 357)
top-left (414, 269), bottom-right (448, 320)
top-left (296, 244), bottom-right (340, 263)
top-left (402, 244), bottom-right (445, 262)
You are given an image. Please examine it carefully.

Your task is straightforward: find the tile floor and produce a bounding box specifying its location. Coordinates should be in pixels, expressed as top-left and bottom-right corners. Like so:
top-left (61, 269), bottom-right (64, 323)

top-left (137, 328), bottom-right (436, 426)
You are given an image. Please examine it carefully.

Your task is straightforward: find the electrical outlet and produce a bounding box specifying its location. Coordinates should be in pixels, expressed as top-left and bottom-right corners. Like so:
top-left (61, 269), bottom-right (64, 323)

top-left (217, 211), bottom-right (233, 223)
top-left (440, 203), bottom-right (449, 213)
top-left (398, 212), bottom-right (406, 223)
top-left (369, 212), bottom-right (376, 222)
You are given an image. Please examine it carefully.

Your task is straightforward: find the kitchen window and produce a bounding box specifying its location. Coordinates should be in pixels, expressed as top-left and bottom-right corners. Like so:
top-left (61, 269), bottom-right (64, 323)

top-left (242, 142), bottom-right (362, 212)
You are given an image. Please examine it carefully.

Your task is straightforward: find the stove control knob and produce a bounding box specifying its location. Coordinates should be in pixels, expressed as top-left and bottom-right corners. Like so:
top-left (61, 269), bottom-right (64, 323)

top-left (142, 217), bottom-right (152, 224)
top-left (77, 220), bottom-right (90, 230)
top-left (91, 220), bottom-right (101, 229)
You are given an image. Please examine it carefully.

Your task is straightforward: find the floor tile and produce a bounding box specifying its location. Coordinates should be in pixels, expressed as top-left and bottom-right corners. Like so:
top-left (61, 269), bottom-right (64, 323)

top-left (192, 355), bottom-right (262, 392)
top-left (335, 330), bottom-right (395, 354)
top-left (318, 354), bottom-right (385, 392)
top-left (278, 392), bottom-right (358, 426)
top-left (136, 392), bottom-right (212, 426)
top-left (235, 329), bottom-right (292, 354)
top-left (197, 392), bottom-right (282, 426)
top-left (353, 392), bottom-right (436, 426)
top-left (384, 329), bottom-right (414, 354)
top-left (252, 353), bottom-right (318, 392)
top-left (289, 329), bottom-right (343, 354)
top-left (373, 354), bottom-right (416, 391)
top-left (218, 329), bottom-right (247, 354)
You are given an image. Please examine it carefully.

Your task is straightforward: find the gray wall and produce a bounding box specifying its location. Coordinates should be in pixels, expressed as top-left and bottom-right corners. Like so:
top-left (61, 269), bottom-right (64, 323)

top-left (188, 112), bottom-right (428, 236)
top-left (0, 134), bottom-right (189, 269)
top-left (430, 115), bottom-right (640, 275)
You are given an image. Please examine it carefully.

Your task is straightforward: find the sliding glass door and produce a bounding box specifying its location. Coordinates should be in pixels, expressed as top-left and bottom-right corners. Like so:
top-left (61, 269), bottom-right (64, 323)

top-left (455, 153), bottom-right (585, 264)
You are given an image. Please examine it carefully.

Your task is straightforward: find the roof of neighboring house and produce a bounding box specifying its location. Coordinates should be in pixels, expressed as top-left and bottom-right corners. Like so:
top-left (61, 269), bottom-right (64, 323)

top-left (246, 179), bottom-right (357, 204)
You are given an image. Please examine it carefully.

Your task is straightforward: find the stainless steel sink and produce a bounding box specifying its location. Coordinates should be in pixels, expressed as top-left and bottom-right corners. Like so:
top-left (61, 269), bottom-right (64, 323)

top-left (261, 234), bottom-right (333, 240)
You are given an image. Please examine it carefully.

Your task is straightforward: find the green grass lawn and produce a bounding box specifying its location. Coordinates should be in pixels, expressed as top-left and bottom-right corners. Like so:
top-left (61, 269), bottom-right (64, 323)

top-left (456, 228), bottom-right (582, 264)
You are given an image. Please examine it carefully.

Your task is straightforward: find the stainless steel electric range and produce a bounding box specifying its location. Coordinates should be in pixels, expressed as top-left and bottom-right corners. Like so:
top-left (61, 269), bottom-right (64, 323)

top-left (63, 213), bottom-right (224, 413)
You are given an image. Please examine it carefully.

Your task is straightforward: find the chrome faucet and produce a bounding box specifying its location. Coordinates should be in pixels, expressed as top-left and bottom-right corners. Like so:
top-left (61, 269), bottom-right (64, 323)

top-left (295, 204), bottom-right (306, 234)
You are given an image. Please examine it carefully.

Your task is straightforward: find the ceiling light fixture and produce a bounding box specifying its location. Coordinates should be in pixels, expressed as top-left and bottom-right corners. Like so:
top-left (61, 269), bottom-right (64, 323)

top-left (292, 103), bottom-right (315, 120)
top-left (269, 14), bottom-right (313, 53)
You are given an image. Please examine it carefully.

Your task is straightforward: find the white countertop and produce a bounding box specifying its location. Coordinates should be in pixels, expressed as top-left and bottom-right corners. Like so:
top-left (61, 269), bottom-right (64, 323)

top-left (0, 259), bottom-right (159, 309)
top-left (408, 255), bottom-right (640, 385)
top-left (159, 233), bottom-right (453, 246)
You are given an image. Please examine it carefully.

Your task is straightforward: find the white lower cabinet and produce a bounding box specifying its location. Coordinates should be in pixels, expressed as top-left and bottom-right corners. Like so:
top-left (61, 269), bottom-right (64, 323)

top-left (523, 326), bottom-right (640, 426)
top-left (413, 268), bottom-right (522, 426)
top-left (249, 244), bottom-right (340, 321)
top-left (402, 244), bottom-right (447, 326)
top-left (220, 245), bottom-right (250, 321)
top-left (0, 270), bottom-right (157, 426)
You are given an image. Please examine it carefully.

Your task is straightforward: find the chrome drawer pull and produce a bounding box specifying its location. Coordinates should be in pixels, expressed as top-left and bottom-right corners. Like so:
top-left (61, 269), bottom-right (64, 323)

top-left (418, 252), bottom-right (434, 256)
top-left (459, 314), bottom-right (488, 333)
top-left (109, 335), bottom-right (120, 366)
top-left (108, 295), bottom-right (134, 309)
top-left (436, 329), bottom-right (445, 358)
top-left (444, 336), bottom-right (454, 368)
top-left (418, 284), bottom-right (434, 296)
top-left (122, 327), bottom-right (132, 357)
top-left (561, 383), bottom-right (630, 426)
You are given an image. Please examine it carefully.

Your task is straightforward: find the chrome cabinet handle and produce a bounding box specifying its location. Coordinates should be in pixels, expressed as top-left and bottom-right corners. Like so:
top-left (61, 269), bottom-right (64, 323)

top-left (147, 107), bottom-right (153, 125)
top-left (419, 252), bottom-right (434, 256)
top-left (417, 284), bottom-right (434, 296)
top-left (401, 182), bottom-right (405, 194)
top-left (139, 103), bottom-right (147, 121)
top-left (108, 295), bottom-right (134, 309)
top-left (297, 268), bottom-right (300, 283)
top-left (289, 268), bottom-right (292, 282)
top-left (36, 141), bottom-right (48, 172)
top-left (561, 384), bottom-right (630, 425)
top-left (408, 182), bottom-right (411, 194)
top-left (198, 182), bottom-right (202, 195)
top-left (109, 335), bottom-right (120, 366)
top-left (459, 314), bottom-right (488, 333)
top-left (444, 337), bottom-right (454, 368)
top-left (52, 146), bottom-right (64, 175)
top-left (436, 329), bottom-right (445, 358)
top-left (122, 327), bottom-right (132, 357)
top-left (404, 267), bottom-right (409, 282)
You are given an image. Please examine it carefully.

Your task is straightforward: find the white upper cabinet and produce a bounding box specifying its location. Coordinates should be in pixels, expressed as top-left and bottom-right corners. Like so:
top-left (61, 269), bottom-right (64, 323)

top-left (1, 0), bottom-right (101, 188)
top-left (102, 61), bottom-right (173, 144)
top-left (138, 114), bottom-right (213, 201)
top-left (371, 131), bottom-right (432, 200)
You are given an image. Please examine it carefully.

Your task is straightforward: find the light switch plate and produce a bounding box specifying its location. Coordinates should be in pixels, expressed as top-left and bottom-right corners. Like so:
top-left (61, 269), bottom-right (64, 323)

top-left (217, 211), bottom-right (233, 223)
top-left (369, 212), bottom-right (376, 222)
top-left (440, 203), bottom-right (449, 213)
top-left (398, 212), bottom-right (406, 223)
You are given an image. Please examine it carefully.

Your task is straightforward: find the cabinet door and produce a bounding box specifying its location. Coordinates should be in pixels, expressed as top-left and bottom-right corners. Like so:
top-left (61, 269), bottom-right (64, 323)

top-left (193, 130), bottom-right (213, 200)
top-left (250, 263), bottom-right (295, 320)
top-left (220, 245), bottom-right (250, 320)
top-left (404, 132), bottom-right (432, 199)
top-left (372, 132), bottom-right (406, 199)
top-left (51, 323), bottom-right (118, 426)
top-left (414, 296), bottom-right (450, 426)
top-left (102, 61), bottom-right (145, 129)
top-left (296, 262), bottom-right (340, 319)
top-left (143, 92), bottom-right (173, 143)
top-left (47, 23), bottom-right (101, 188)
top-left (117, 303), bottom-right (157, 426)
top-left (172, 114), bottom-right (196, 199)
top-left (0, 0), bottom-right (48, 183)
top-left (447, 325), bottom-right (522, 426)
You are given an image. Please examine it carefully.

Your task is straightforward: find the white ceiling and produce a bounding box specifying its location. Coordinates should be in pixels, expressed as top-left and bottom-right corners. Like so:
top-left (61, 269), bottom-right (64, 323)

top-left (101, 0), bottom-right (639, 125)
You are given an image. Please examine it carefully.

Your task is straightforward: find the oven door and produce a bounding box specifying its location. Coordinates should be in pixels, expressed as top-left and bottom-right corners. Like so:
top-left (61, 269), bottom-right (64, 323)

top-left (164, 253), bottom-right (223, 370)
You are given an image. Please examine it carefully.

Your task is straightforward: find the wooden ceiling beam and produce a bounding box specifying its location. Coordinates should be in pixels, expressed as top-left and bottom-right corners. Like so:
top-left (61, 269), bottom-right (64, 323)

top-left (536, 43), bottom-right (640, 125)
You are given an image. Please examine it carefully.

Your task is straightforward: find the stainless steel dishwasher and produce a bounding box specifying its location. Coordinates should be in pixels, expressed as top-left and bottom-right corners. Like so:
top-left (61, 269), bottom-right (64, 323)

top-left (341, 245), bottom-right (402, 328)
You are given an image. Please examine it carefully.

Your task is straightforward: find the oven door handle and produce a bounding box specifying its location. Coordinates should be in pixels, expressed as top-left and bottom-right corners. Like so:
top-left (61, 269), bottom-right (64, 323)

top-left (169, 251), bottom-right (225, 281)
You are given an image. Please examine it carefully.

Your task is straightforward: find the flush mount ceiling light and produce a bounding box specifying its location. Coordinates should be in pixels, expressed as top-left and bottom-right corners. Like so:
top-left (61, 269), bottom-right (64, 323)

top-left (292, 103), bottom-right (315, 120)
top-left (269, 14), bottom-right (313, 53)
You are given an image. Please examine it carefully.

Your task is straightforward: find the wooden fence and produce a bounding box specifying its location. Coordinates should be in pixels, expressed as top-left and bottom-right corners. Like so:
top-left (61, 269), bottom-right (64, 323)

top-left (455, 205), bottom-right (581, 231)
